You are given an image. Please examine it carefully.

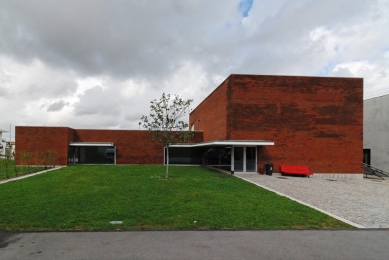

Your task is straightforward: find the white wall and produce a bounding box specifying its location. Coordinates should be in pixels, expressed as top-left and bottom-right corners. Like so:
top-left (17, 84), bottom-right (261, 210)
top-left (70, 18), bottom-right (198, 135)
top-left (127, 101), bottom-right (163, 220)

top-left (364, 94), bottom-right (389, 172)
top-left (0, 131), bottom-right (5, 156)
top-left (0, 131), bottom-right (14, 157)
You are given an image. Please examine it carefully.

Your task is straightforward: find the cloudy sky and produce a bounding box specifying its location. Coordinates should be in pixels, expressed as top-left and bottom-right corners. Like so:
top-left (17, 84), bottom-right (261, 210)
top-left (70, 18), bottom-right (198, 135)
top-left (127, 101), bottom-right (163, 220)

top-left (1, 0), bottom-right (389, 140)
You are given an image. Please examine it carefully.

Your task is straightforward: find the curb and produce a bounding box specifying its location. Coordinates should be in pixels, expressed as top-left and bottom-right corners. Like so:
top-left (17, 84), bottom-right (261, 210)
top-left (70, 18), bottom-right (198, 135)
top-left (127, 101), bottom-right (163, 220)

top-left (0, 166), bottom-right (65, 185)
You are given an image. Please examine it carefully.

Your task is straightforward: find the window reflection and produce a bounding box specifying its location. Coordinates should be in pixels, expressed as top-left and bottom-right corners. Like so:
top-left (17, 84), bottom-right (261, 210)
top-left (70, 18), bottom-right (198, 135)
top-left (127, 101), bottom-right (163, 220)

top-left (69, 146), bottom-right (115, 165)
top-left (164, 147), bottom-right (203, 165)
top-left (246, 147), bottom-right (256, 172)
top-left (164, 146), bottom-right (257, 173)
top-left (204, 147), bottom-right (231, 172)
top-left (165, 146), bottom-right (231, 172)
top-left (234, 147), bottom-right (244, 172)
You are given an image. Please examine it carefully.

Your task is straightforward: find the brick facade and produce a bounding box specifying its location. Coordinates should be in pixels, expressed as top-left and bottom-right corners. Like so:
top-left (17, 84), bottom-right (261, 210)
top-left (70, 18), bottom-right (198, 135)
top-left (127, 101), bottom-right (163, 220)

top-left (74, 129), bottom-right (203, 165)
top-left (16, 74), bottom-right (363, 174)
top-left (16, 127), bottom-right (203, 165)
top-left (190, 74), bottom-right (363, 174)
top-left (15, 127), bottom-right (74, 165)
top-left (190, 78), bottom-right (229, 141)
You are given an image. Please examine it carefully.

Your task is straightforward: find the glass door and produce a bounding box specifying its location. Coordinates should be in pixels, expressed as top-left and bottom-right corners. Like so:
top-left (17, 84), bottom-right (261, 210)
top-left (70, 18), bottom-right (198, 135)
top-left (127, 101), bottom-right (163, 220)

top-left (233, 146), bottom-right (257, 173)
top-left (246, 147), bottom-right (256, 172)
top-left (234, 147), bottom-right (244, 172)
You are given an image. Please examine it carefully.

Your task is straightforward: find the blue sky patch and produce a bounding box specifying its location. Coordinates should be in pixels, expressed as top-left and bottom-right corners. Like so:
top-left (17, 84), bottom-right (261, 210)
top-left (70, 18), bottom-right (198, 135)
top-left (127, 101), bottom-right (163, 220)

top-left (318, 62), bottom-right (336, 76)
top-left (238, 0), bottom-right (254, 17)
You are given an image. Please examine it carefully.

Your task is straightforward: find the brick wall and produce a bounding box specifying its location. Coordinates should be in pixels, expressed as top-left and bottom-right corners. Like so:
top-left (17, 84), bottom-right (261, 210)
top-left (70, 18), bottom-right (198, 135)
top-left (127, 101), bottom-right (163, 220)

top-left (228, 75), bottom-right (363, 173)
top-left (75, 130), bottom-right (203, 164)
top-left (16, 127), bottom-right (203, 165)
top-left (15, 74), bottom-right (363, 173)
top-left (190, 74), bottom-right (363, 174)
top-left (189, 78), bottom-right (229, 141)
top-left (74, 130), bottom-right (162, 164)
top-left (15, 126), bottom-right (74, 165)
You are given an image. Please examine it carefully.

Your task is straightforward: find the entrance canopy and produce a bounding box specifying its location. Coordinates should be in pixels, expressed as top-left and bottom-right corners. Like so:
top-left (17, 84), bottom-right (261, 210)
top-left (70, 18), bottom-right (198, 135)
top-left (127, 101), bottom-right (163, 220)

top-left (168, 140), bottom-right (274, 174)
top-left (69, 142), bottom-right (114, 147)
top-left (171, 140), bottom-right (274, 147)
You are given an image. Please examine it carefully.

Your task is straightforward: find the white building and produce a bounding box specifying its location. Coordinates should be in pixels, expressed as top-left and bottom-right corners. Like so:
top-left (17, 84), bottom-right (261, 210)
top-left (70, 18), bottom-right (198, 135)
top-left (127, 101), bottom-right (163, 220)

top-left (0, 129), bottom-right (14, 157)
top-left (0, 129), bottom-right (8, 156)
top-left (363, 94), bottom-right (389, 173)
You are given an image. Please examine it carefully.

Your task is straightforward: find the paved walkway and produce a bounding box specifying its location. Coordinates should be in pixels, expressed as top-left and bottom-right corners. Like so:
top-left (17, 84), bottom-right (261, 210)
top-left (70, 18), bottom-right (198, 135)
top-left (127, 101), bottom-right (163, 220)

top-left (235, 174), bottom-right (389, 228)
top-left (2, 230), bottom-right (389, 260)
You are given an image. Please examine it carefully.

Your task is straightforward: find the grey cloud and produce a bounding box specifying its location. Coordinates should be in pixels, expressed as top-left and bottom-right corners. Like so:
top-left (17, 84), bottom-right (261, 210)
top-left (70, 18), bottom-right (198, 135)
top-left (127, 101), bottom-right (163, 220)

top-left (229, 0), bottom-right (377, 76)
top-left (74, 86), bottom-right (121, 116)
top-left (1, 0), bottom-right (385, 82)
top-left (124, 112), bottom-right (142, 122)
top-left (0, 1), bottom-right (239, 81)
top-left (0, 0), bottom-right (388, 134)
top-left (47, 100), bottom-right (67, 112)
top-left (0, 86), bottom-right (7, 96)
top-left (22, 78), bottom-right (78, 100)
top-left (329, 67), bottom-right (354, 78)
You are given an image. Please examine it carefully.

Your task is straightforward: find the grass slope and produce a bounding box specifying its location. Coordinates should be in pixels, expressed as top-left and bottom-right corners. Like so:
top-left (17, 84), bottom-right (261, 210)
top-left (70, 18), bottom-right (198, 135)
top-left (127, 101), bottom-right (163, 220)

top-left (0, 165), bottom-right (352, 230)
top-left (0, 159), bottom-right (46, 180)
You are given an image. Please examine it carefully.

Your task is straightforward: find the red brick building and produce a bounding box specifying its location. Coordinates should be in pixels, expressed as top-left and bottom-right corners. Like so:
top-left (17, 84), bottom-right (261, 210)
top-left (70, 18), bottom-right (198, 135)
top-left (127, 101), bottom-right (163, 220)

top-left (16, 74), bottom-right (363, 179)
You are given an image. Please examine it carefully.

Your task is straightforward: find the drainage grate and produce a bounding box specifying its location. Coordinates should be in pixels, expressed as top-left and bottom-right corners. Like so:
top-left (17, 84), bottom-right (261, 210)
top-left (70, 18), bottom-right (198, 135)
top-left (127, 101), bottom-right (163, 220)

top-left (277, 177), bottom-right (288, 179)
top-left (325, 179), bottom-right (337, 181)
top-left (110, 221), bottom-right (123, 224)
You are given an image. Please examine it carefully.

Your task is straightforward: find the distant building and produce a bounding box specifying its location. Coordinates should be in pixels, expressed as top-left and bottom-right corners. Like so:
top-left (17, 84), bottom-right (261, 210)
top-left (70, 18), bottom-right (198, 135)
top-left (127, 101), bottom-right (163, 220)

top-left (16, 74), bottom-right (363, 179)
top-left (364, 94), bottom-right (389, 173)
top-left (0, 129), bottom-right (7, 156)
top-left (0, 129), bottom-right (14, 157)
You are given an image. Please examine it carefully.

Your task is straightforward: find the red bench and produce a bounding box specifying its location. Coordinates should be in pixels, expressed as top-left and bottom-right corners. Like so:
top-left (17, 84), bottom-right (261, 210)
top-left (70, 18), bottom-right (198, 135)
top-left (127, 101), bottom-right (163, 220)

top-left (280, 165), bottom-right (313, 177)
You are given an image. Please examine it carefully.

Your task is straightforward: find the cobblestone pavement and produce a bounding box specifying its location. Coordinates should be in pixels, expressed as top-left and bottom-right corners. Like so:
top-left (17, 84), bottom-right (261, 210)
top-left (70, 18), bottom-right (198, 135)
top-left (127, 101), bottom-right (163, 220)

top-left (235, 174), bottom-right (389, 228)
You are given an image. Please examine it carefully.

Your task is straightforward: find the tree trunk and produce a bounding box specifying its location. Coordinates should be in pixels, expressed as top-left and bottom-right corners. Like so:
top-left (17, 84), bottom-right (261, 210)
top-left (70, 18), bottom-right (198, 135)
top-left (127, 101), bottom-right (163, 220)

top-left (165, 145), bottom-right (169, 179)
top-left (4, 156), bottom-right (9, 179)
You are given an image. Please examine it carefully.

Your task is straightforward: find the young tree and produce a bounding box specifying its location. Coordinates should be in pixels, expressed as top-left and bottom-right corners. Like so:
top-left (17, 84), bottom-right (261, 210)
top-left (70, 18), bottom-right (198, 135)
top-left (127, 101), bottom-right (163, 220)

top-left (3, 147), bottom-right (12, 179)
top-left (0, 155), bottom-right (4, 178)
top-left (141, 93), bottom-right (193, 179)
top-left (12, 151), bottom-right (18, 177)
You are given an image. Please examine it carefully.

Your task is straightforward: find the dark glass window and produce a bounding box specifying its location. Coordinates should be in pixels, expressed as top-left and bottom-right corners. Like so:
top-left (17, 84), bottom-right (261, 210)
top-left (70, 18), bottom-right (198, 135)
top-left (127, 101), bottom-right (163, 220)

top-left (164, 147), bottom-right (203, 165)
top-left (234, 147), bottom-right (244, 172)
top-left (363, 149), bottom-right (371, 165)
top-left (165, 146), bottom-right (231, 171)
top-left (203, 147), bottom-right (231, 172)
top-left (69, 146), bottom-right (115, 165)
top-left (246, 147), bottom-right (256, 172)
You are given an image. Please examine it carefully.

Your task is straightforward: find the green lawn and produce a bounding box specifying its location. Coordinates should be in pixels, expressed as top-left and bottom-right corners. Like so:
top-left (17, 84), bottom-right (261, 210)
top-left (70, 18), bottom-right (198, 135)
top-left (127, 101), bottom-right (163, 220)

top-left (0, 165), bottom-right (353, 231)
top-left (0, 159), bottom-right (47, 180)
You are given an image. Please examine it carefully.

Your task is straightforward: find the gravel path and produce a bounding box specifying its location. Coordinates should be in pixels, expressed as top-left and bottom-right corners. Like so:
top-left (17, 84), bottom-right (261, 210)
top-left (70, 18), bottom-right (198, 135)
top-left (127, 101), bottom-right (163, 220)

top-left (235, 174), bottom-right (389, 228)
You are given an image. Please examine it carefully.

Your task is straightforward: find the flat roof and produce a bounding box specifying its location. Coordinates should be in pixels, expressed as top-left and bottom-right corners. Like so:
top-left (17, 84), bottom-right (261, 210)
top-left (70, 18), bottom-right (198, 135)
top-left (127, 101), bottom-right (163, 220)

top-left (171, 140), bottom-right (274, 147)
top-left (69, 142), bottom-right (114, 147)
top-left (190, 74), bottom-right (363, 115)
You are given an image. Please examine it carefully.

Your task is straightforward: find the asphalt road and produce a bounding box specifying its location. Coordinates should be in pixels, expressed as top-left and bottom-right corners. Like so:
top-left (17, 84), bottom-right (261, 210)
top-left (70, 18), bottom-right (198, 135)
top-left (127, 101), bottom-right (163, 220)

top-left (1, 230), bottom-right (389, 260)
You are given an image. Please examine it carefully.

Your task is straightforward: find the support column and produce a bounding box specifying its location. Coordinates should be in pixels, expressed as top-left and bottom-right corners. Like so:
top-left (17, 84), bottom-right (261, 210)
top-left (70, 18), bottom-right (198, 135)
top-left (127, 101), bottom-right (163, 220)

top-left (231, 146), bottom-right (234, 174)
